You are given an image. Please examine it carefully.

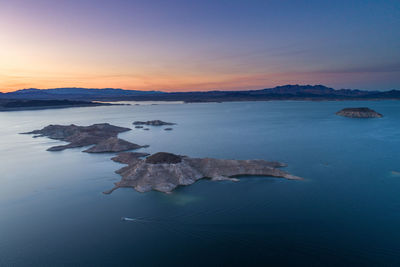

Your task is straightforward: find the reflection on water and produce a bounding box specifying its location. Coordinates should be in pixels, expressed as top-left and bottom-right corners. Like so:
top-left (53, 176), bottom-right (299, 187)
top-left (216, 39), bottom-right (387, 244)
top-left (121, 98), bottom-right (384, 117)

top-left (0, 100), bottom-right (400, 266)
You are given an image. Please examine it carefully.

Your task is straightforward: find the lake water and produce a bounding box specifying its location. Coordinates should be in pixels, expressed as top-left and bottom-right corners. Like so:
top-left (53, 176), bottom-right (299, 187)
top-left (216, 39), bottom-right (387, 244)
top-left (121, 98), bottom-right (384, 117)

top-left (0, 101), bottom-right (399, 266)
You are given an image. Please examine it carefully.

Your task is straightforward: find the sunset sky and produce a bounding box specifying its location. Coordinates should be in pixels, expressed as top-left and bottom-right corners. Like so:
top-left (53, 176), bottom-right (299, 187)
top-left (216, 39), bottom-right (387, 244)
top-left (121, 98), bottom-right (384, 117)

top-left (1, 0), bottom-right (399, 92)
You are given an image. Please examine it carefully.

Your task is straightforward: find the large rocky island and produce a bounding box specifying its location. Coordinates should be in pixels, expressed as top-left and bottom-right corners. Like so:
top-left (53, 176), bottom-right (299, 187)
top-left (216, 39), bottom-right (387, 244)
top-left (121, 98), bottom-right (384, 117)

top-left (23, 124), bottom-right (302, 194)
top-left (22, 123), bottom-right (147, 152)
top-left (105, 152), bottom-right (302, 194)
top-left (336, 107), bottom-right (383, 118)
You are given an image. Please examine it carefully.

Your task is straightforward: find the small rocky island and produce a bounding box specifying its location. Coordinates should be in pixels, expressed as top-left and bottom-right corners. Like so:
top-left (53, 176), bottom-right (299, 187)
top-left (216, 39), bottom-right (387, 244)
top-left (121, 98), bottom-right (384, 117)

top-left (133, 120), bottom-right (176, 126)
top-left (336, 107), bottom-right (383, 118)
top-left (22, 123), bottom-right (147, 153)
top-left (105, 152), bottom-right (302, 194)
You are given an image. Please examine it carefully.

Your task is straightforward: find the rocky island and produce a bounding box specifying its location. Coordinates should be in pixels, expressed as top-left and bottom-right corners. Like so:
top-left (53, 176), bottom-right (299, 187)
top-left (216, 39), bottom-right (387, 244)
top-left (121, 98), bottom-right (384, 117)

top-left (133, 120), bottom-right (176, 126)
top-left (336, 107), bottom-right (383, 118)
top-left (22, 124), bottom-right (302, 194)
top-left (105, 152), bottom-right (302, 194)
top-left (22, 123), bottom-right (147, 153)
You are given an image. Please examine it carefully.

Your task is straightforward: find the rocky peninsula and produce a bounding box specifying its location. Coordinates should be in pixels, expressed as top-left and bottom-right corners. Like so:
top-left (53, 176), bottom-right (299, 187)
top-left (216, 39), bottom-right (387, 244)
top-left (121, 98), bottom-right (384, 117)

top-left (336, 107), bottom-right (383, 118)
top-left (22, 123), bottom-right (147, 153)
top-left (105, 152), bottom-right (302, 194)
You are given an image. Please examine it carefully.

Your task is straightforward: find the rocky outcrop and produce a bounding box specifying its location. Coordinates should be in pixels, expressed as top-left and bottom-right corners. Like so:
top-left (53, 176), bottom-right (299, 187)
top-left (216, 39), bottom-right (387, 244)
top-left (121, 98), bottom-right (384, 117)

top-left (22, 123), bottom-right (147, 153)
top-left (336, 108), bottom-right (383, 118)
top-left (145, 152), bottom-right (182, 164)
top-left (111, 152), bottom-right (150, 164)
top-left (105, 152), bottom-right (302, 194)
top-left (84, 137), bottom-right (148, 153)
top-left (133, 120), bottom-right (176, 126)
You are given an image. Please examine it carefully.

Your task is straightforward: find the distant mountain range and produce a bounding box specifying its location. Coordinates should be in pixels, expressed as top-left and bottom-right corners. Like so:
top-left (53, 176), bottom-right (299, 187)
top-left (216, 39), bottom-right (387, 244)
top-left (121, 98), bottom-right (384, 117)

top-left (0, 85), bottom-right (399, 102)
top-left (0, 87), bottom-right (163, 100)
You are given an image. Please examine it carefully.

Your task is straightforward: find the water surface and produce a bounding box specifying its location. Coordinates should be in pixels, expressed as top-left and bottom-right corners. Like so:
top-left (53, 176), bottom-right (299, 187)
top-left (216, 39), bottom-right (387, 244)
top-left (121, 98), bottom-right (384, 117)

top-left (0, 101), bottom-right (399, 266)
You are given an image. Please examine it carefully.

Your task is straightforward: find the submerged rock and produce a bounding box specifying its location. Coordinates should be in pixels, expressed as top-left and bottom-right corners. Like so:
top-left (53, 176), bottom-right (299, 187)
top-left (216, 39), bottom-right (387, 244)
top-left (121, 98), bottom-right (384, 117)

top-left (133, 120), bottom-right (176, 126)
top-left (391, 171), bottom-right (400, 177)
top-left (336, 108), bottom-right (383, 118)
top-left (105, 152), bottom-right (302, 194)
top-left (164, 128), bottom-right (173, 131)
top-left (22, 123), bottom-right (147, 153)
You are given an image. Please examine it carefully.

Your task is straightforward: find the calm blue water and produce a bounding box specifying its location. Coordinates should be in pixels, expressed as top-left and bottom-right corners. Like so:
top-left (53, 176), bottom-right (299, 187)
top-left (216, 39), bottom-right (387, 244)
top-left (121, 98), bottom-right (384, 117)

top-left (0, 101), bottom-right (399, 266)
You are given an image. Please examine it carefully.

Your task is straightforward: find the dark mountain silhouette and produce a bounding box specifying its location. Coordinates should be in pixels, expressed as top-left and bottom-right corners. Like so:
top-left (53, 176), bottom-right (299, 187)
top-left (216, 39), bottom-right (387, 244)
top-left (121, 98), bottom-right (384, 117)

top-left (0, 85), bottom-right (398, 102)
top-left (0, 87), bottom-right (163, 100)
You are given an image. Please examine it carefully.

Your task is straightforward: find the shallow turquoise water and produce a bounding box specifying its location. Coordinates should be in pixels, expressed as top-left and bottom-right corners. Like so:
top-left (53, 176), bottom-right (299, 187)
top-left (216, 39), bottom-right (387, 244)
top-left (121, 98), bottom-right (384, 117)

top-left (0, 101), bottom-right (399, 266)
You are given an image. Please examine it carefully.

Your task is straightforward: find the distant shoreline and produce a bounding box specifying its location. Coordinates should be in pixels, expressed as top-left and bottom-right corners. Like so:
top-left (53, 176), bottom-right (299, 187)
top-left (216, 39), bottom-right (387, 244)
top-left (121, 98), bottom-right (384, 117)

top-left (0, 100), bottom-right (120, 112)
top-left (1, 85), bottom-right (399, 105)
top-left (94, 100), bottom-right (185, 105)
top-left (1, 98), bottom-right (398, 112)
top-left (183, 98), bottom-right (400, 103)
top-left (0, 103), bottom-right (104, 112)
top-left (106, 97), bottom-right (400, 104)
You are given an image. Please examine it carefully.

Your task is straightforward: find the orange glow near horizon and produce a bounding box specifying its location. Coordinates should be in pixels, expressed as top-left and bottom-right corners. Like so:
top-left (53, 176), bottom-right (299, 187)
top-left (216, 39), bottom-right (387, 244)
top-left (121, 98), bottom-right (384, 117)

top-left (1, 1), bottom-right (399, 93)
top-left (1, 69), bottom-right (398, 93)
